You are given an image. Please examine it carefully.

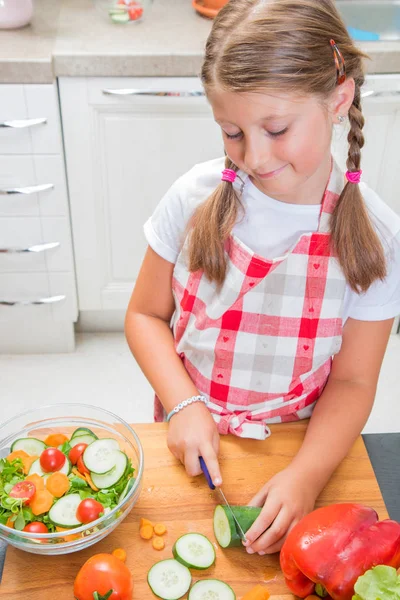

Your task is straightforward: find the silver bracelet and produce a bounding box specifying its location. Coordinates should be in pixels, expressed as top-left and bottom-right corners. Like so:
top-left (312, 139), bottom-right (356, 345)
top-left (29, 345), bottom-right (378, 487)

top-left (166, 395), bottom-right (208, 422)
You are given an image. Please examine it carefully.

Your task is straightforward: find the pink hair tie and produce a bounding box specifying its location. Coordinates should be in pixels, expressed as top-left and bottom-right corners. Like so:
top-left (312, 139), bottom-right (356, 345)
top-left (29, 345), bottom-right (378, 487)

top-left (346, 170), bottom-right (362, 184)
top-left (221, 168), bottom-right (237, 183)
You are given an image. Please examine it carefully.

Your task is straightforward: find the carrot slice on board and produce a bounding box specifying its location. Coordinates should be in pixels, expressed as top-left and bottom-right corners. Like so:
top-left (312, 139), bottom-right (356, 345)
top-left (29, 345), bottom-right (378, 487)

top-left (152, 536), bottom-right (165, 550)
top-left (140, 524), bottom-right (154, 540)
top-left (154, 523), bottom-right (167, 536)
top-left (112, 548), bottom-right (127, 562)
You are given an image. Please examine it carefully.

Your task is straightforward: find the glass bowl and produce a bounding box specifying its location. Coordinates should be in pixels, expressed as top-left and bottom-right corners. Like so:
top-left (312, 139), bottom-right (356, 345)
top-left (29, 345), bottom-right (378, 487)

top-left (0, 404), bottom-right (144, 555)
top-left (93, 0), bottom-right (153, 24)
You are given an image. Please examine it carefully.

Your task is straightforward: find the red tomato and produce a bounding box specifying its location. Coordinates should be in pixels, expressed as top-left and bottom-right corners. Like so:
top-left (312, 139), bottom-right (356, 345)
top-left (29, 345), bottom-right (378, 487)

top-left (23, 521), bottom-right (49, 534)
top-left (74, 553), bottom-right (133, 600)
top-left (69, 443), bottom-right (88, 466)
top-left (40, 447), bottom-right (66, 473)
top-left (77, 455), bottom-right (90, 475)
top-left (9, 481), bottom-right (36, 505)
top-left (129, 5), bottom-right (143, 19)
top-left (76, 498), bottom-right (104, 524)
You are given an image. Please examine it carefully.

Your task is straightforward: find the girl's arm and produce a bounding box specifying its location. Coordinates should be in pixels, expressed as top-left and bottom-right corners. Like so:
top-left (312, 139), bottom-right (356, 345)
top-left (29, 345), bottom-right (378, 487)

top-left (125, 246), bottom-right (222, 483)
top-left (245, 316), bottom-right (394, 554)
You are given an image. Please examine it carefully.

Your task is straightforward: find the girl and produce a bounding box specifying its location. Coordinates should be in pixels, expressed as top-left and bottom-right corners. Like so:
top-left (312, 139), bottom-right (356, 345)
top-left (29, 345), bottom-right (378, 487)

top-left (125, 0), bottom-right (400, 554)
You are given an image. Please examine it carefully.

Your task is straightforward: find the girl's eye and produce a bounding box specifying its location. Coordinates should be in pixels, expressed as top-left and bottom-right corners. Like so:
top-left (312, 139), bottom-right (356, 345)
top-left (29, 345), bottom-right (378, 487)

top-left (224, 131), bottom-right (242, 140)
top-left (268, 127), bottom-right (288, 137)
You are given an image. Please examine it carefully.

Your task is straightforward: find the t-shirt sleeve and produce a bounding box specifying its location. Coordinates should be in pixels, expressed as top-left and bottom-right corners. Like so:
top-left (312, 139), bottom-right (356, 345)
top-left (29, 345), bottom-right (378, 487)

top-left (144, 158), bottom-right (224, 264)
top-left (346, 230), bottom-right (400, 321)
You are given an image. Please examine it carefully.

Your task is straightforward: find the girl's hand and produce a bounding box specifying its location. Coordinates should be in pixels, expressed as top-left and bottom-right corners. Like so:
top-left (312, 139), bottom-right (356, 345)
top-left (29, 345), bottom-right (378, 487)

top-left (244, 466), bottom-right (319, 554)
top-left (167, 402), bottom-right (222, 486)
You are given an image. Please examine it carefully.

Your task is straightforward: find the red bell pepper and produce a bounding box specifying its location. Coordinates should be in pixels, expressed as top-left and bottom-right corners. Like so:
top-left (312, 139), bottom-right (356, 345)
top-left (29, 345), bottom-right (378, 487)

top-left (280, 503), bottom-right (400, 600)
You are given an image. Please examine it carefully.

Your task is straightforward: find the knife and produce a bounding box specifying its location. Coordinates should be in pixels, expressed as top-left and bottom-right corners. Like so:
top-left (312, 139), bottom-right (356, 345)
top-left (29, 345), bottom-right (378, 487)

top-left (199, 456), bottom-right (247, 543)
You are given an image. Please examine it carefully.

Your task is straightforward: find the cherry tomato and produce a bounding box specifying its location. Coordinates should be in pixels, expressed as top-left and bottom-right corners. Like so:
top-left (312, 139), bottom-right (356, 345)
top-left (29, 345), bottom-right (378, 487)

top-left (9, 481), bottom-right (36, 505)
top-left (76, 498), bottom-right (104, 524)
top-left (69, 443), bottom-right (88, 466)
top-left (74, 553), bottom-right (133, 600)
top-left (77, 455), bottom-right (90, 475)
top-left (23, 521), bottom-right (49, 534)
top-left (39, 447), bottom-right (66, 473)
top-left (129, 5), bottom-right (143, 19)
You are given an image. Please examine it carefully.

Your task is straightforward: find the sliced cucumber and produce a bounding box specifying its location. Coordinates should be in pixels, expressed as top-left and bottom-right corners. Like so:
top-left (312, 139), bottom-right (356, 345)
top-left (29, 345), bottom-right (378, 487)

top-left (188, 580), bottom-right (236, 600)
top-left (70, 434), bottom-right (97, 448)
top-left (111, 12), bottom-right (130, 23)
top-left (70, 427), bottom-right (97, 439)
top-left (90, 451), bottom-right (127, 489)
top-left (213, 505), bottom-right (261, 548)
top-left (147, 559), bottom-right (191, 600)
top-left (28, 456), bottom-right (71, 478)
top-left (172, 533), bottom-right (215, 570)
top-left (48, 493), bottom-right (82, 528)
top-left (119, 477), bottom-right (135, 502)
top-left (11, 437), bottom-right (46, 456)
top-left (82, 438), bottom-right (119, 474)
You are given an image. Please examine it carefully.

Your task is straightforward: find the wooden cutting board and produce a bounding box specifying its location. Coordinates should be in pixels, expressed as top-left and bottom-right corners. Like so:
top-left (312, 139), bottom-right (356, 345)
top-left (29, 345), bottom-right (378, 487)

top-left (0, 422), bottom-right (388, 600)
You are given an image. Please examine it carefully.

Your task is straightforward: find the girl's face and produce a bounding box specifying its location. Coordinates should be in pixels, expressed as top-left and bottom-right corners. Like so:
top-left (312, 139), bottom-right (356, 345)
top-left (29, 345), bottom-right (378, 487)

top-left (209, 89), bottom-right (335, 205)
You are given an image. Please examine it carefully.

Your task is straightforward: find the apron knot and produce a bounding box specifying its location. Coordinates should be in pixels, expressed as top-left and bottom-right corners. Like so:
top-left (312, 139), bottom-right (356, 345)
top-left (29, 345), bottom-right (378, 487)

top-left (215, 411), bottom-right (271, 440)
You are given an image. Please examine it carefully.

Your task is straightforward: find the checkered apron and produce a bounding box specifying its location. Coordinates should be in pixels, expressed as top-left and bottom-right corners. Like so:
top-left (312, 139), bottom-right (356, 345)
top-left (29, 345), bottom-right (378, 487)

top-left (155, 161), bottom-right (347, 440)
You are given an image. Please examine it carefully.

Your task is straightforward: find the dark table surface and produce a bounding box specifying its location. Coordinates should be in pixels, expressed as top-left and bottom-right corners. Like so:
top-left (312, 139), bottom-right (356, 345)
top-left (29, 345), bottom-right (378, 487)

top-left (0, 432), bottom-right (399, 582)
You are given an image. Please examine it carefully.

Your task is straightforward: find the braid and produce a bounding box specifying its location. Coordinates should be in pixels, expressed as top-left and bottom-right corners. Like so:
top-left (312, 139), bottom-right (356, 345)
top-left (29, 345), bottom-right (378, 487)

top-left (347, 85), bottom-right (365, 173)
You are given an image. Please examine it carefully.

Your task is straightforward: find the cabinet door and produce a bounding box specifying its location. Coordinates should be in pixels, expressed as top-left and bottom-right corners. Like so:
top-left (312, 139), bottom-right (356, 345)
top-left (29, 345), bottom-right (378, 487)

top-left (331, 74), bottom-right (400, 216)
top-left (59, 77), bottom-right (224, 311)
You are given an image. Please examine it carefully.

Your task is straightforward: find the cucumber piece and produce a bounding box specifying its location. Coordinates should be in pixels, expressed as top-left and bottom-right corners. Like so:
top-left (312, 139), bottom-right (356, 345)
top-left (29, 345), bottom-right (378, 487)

top-left (70, 427), bottom-right (97, 439)
top-left (213, 505), bottom-right (261, 548)
top-left (172, 533), bottom-right (215, 570)
top-left (189, 580), bottom-right (236, 600)
top-left (90, 451), bottom-right (127, 489)
top-left (119, 477), bottom-right (135, 502)
top-left (28, 456), bottom-right (71, 478)
top-left (82, 438), bottom-right (119, 474)
top-left (11, 437), bottom-right (46, 456)
top-left (48, 493), bottom-right (82, 528)
top-left (147, 559), bottom-right (191, 600)
top-left (70, 434), bottom-right (97, 448)
top-left (111, 12), bottom-right (130, 23)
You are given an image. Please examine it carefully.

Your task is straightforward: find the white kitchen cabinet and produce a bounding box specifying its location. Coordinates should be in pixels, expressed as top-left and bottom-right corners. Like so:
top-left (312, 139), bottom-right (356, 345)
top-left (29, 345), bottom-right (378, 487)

top-left (59, 75), bottom-right (400, 332)
top-left (0, 84), bottom-right (78, 353)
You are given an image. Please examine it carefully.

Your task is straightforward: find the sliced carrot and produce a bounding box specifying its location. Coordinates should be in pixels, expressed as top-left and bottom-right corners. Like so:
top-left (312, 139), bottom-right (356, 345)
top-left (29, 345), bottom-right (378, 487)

top-left (139, 524), bottom-right (154, 540)
top-left (56, 526), bottom-right (80, 542)
top-left (241, 584), bottom-right (271, 600)
top-left (5, 516), bottom-right (15, 529)
top-left (45, 472), bottom-right (70, 498)
top-left (140, 518), bottom-right (153, 529)
top-left (112, 548), bottom-right (127, 562)
top-left (6, 450), bottom-right (38, 475)
top-left (72, 467), bottom-right (87, 482)
top-left (154, 523), bottom-right (167, 536)
top-left (84, 472), bottom-right (99, 492)
top-left (30, 489), bottom-right (54, 516)
top-left (25, 473), bottom-right (45, 492)
top-left (44, 433), bottom-right (68, 447)
top-left (152, 536), bottom-right (165, 550)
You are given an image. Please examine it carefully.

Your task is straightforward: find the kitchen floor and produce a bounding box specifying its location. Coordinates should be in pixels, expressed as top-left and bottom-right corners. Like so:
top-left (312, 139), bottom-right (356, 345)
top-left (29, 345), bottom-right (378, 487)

top-left (1, 332), bottom-right (400, 434)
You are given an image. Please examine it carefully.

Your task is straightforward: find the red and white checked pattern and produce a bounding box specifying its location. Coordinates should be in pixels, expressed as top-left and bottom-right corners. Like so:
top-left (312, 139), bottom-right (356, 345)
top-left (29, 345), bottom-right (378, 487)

top-left (156, 162), bottom-right (347, 439)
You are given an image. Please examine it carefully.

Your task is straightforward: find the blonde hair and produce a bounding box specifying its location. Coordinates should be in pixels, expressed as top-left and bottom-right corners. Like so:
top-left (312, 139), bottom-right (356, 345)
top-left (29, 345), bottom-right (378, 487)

top-left (188, 0), bottom-right (386, 292)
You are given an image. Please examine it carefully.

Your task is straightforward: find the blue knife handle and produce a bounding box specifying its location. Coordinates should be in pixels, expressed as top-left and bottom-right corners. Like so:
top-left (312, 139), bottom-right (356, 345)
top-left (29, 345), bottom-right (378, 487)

top-left (199, 456), bottom-right (215, 490)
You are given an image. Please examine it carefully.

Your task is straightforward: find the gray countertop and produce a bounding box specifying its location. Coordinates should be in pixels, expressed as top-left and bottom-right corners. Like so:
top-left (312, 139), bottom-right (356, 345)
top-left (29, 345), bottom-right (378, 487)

top-left (0, 432), bottom-right (399, 581)
top-left (0, 0), bottom-right (400, 83)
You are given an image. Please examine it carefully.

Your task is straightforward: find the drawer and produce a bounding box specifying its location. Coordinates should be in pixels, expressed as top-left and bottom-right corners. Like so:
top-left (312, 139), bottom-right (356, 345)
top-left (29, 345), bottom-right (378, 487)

top-left (0, 84), bottom-right (62, 155)
top-left (0, 155), bottom-right (69, 217)
top-left (0, 271), bottom-right (77, 322)
top-left (0, 216), bottom-right (75, 272)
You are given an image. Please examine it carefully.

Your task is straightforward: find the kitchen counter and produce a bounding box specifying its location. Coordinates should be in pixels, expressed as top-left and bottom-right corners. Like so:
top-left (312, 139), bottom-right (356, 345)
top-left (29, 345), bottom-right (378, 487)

top-left (0, 0), bottom-right (400, 83)
top-left (0, 429), bottom-right (399, 588)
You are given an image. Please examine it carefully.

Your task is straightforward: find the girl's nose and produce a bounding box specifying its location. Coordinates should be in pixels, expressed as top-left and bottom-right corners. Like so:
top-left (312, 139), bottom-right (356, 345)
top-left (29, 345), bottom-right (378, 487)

top-left (243, 137), bottom-right (270, 173)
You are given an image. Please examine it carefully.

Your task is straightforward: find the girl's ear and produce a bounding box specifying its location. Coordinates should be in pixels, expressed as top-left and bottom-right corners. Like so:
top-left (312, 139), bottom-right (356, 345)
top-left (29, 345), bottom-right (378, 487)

top-left (330, 78), bottom-right (356, 123)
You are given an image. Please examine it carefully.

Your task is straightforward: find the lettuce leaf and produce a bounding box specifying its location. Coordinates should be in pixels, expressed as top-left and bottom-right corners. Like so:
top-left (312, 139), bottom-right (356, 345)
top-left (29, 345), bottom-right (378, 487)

top-left (353, 565), bottom-right (400, 600)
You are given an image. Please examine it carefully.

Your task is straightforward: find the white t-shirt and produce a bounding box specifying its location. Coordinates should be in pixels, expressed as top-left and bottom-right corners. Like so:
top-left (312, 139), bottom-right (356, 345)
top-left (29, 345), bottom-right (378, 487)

top-left (144, 157), bottom-right (400, 323)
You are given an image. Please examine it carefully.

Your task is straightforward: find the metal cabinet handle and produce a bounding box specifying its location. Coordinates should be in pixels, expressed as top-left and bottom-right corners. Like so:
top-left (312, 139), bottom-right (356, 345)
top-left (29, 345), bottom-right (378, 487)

top-left (0, 242), bottom-right (60, 254)
top-left (0, 295), bottom-right (66, 306)
top-left (102, 89), bottom-right (205, 97)
top-left (362, 90), bottom-right (400, 99)
top-left (0, 183), bottom-right (54, 196)
top-left (0, 118), bottom-right (47, 129)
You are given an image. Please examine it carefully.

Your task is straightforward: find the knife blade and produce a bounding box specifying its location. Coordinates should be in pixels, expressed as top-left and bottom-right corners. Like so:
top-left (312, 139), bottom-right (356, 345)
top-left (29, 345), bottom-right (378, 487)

top-left (199, 456), bottom-right (247, 543)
